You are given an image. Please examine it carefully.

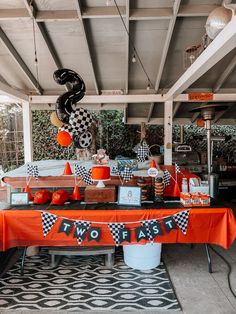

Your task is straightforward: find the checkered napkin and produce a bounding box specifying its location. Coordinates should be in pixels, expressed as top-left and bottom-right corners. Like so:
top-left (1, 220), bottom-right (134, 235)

top-left (175, 163), bottom-right (181, 174)
top-left (74, 220), bottom-right (91, 245)
top-left (69, 108), bottom-right (93, 134)
top-left (41, 212), bottom-right (58, 237)
top-left (173, 209), bottom-right (190, 235)
top-left (74, 165), bottom-right (93, 185)
top-left (163, 169), bottom-right (171, 187)
top-left (137, 142), bottom-right (149, 162)
top-left (108, 223), bottom-right (125, 246)
top-left (121, 166), bottom-right (133, 183)
top-left (27, 164), bottom-right (39, 179)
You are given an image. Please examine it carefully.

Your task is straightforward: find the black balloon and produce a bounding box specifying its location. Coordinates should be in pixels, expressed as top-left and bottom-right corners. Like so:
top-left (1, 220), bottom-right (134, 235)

top-left (53, 68), bottom-right (86, 123)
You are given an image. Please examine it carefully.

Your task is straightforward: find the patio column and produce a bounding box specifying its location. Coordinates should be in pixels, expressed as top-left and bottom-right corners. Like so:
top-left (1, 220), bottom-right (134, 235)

top-left (22, 101), bottom-right (33, 163)
top-left (164, 100), bottom-right (173, 165)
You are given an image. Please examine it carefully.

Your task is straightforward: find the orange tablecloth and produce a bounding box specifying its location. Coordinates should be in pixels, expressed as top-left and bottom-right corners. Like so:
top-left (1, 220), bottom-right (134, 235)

top-left (0, 208), bottom-right (235, 251)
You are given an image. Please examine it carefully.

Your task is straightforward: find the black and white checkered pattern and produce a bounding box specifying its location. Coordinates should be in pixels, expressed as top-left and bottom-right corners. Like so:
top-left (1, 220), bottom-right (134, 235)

top-left (173, 209), bottom-right (190, 235)
top-left (83, 168), bottom-right (93, 185)
top-left (108, 223), bottom-right (125, 246)
top-left (121, 166), bottom-right (133, 183)
top-left (41, 212), bottom-right (58, 237)
top-left (141, 220), bottom-right (157, 243)
top-left (163, 169), bottom-right (171, 187)
top-left (27, 164), bottom-right (39, 179)
top-left (74, 220), bottom-right (91, 245)
top-left (60, 124), bottom-right (74, 136)
top-left (74, 165), bottom-right (93, 185)
top-left (137, 142), bottom-right (149, 162)
top-left (69, 108), bottom-right (93, 134)
top-left (175, 163), bottom-right (181, 174)
top-left (111, 166), bottom-right (121, 176)
top-left (74, 164), bottom-right (87, 177)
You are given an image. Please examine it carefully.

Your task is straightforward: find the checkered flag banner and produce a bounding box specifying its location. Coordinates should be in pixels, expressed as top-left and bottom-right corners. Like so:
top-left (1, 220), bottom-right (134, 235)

top-left (108, 223), bottom-right (125, 246)
top-left (163, 169), bottom-right (171, 187)
top-left (111, 166), bottom-right (121, 176)
top-left (74, 220), bottom-right (91, 245)
top-left (137, 142), bottom-right (149, 162)
top-left (83, 168), bottom-right (93, 185)
top-left (27, 164), bottom-right (39, 179)
top-left (141, 220), bottom-right (157, 243)
top-left (74, 164), bottom-right (86, 177)
top-left (175, 163), bottom-right (181, 174)
top-left (121, 166), bottom-right (133, 183)
top-left (74, 165), bottom-right (93, 185)
top-left (173, 209), bottom-right (190, 235)
top-left (41, 212), bottom-right (58, 237)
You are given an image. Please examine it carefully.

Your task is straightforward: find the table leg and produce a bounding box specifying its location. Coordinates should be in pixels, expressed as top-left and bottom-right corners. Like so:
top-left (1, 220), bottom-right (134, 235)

top-left (205, 244), bottom-right (213, 273)
top-left (105, 253), bottom-right (114, 268)
top-left (20, 247), bottom-right (27, 276)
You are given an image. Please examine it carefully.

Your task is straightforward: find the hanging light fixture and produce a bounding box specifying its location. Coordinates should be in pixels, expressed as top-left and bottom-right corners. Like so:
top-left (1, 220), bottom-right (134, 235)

top-left (146, 83), bottom-right (150, 90)
top-left (106, 0), bottom-right (112, 6)
top-left (132, 54), bottom-right (136, 63)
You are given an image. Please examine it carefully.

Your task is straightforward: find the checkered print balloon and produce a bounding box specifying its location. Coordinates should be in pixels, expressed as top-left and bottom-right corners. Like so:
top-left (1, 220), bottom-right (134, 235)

top-left (69, 108), bottom-right (93, 134)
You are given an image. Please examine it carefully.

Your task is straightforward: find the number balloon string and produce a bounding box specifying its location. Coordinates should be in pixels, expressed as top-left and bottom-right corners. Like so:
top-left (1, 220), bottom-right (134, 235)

top-left (38, 209), bottom-right (191, 225)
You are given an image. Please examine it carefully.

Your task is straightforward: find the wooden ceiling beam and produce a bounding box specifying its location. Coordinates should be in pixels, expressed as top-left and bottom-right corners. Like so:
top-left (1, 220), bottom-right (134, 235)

top-left (0, 27), bottom-right (43, 94)
top-left (0, 81), bottom-right (28, 102)
top-left (165, 16), bottom-right (236, 99)
top-left (0, 5), bottom-right (221, 21)
top-left (213, 54), bottom-right (236, 92)
top-left (154, 0), bottom-right (181, 92)
top-left (75, 0), bottom-right (99, 95)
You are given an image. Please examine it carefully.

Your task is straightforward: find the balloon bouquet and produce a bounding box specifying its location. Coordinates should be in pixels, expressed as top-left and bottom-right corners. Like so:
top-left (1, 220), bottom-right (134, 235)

top-left (50, 68), bottom-right (93, 150)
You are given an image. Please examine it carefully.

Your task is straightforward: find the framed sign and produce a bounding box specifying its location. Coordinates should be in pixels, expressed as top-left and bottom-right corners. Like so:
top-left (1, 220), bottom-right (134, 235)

top-left (118, 186), bottom-right (141, 206)
top-left (10, 192), bottom-right (29, 206)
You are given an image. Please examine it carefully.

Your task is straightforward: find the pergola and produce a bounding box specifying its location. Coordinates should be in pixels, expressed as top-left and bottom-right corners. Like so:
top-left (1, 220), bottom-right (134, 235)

top-left (0, 0), bottom-right (235, 165)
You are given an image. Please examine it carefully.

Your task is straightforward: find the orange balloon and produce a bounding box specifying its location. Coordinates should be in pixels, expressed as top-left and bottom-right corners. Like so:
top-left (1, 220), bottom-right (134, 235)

top-left (57, 130), bottom-right (72, 147)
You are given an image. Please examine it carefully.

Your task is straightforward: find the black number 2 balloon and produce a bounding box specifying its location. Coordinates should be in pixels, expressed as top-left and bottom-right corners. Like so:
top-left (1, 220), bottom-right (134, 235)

top-left (53, 68), bottom-right (86, 123)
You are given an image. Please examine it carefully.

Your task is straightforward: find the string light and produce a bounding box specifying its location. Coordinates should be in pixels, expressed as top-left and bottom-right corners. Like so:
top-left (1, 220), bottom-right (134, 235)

top-left (113, 0), bottom-right (155, 91)
top-left (132, 54), bottom-right (136, 63)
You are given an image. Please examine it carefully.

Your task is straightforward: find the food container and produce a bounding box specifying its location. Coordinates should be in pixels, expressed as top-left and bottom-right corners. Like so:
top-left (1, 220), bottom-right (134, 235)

top-left (180, 192), bottom-right (192, 207)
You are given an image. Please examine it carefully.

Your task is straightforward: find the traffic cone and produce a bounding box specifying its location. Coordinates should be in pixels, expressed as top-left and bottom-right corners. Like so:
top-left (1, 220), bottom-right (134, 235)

top-left (150, 159), bottom-right (157, 168)
top-left (63, 162), bottom-right (73, 175)
top-left (24, 184), bottom-right (33, 201)
top-left (71, 184), bottom-right (81, 201)
top-left (172, 181), bottom-right (180, 197)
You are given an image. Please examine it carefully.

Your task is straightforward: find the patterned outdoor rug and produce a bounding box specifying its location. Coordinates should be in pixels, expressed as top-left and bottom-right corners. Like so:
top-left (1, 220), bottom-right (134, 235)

top-left (0, 250), bottom-right (181, 311)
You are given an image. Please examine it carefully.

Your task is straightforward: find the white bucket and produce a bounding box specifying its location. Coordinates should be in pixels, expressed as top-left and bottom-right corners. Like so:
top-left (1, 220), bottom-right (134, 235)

top-left (123, 243), bottom-right (162, 270)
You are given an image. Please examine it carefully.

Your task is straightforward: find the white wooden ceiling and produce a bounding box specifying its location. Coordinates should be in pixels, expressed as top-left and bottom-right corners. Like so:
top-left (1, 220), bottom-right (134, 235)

top-left (0, 0), bottom-right (235, 124)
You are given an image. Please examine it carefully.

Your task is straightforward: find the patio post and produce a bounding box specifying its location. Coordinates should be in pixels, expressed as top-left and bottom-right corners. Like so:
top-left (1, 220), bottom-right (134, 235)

top-left (164, 100), bottom-right (173, 165)
top-left (22, 101), bottom-right (33, 163)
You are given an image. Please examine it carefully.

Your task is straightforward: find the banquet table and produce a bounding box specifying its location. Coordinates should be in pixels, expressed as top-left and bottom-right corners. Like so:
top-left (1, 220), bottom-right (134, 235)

top-left (0, 206), bottom-right (235, 251)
